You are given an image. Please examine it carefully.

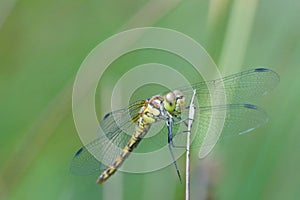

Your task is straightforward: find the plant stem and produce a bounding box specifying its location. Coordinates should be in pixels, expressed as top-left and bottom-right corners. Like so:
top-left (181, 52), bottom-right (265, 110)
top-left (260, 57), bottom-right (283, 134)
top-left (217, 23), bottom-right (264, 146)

top-left (186, 89), bottom-right (196, 200)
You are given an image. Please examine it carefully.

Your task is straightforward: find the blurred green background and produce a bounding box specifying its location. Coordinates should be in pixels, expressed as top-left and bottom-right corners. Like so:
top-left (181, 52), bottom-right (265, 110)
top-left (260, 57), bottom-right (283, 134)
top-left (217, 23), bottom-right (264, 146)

top-left (0, 0), bottom-right (299, 199)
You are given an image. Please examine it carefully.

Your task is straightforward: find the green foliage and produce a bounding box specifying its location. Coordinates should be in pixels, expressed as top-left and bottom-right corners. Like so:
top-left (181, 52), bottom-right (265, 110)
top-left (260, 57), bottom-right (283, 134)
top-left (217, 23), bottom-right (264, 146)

top-left (0, 0), bottom-right (299, 199)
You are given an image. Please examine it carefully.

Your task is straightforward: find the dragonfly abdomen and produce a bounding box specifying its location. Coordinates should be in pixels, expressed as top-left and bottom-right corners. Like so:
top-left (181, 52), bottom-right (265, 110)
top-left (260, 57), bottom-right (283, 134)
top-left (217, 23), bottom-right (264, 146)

top-left (97, 124), bottom-right (151, 184)
top-left (97, 95), bottom-right (164, 184)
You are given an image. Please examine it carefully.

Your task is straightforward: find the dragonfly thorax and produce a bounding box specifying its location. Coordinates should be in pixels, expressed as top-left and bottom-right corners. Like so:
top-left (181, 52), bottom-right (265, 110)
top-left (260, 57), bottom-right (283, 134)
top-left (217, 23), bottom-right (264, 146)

top-left (141, 96), bottom-right (165, 124)
top-left (140, 90), bottom-right (186, 125)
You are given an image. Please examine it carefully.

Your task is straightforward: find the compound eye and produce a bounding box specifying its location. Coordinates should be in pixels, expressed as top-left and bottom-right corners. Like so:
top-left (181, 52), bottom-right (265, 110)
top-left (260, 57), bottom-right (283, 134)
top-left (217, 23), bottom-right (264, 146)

top-left (173, 90), bottom-right (183, 99)
top-left (165, 92), bottom-right (176, 104)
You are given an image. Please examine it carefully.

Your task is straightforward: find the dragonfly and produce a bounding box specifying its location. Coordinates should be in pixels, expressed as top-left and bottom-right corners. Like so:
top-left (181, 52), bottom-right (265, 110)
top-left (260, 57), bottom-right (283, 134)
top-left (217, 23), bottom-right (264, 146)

top-left (70, 68), bottom-right (279, 184)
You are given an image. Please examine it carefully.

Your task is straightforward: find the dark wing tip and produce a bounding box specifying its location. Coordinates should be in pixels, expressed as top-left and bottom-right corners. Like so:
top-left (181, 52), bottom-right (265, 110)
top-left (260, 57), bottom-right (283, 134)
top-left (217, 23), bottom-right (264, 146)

top-left (243, 104), bottom-right (268, 122)
top-left (244, 104), bottom-right (257, 109)
top-left (254, 67), bottom-right (280, 86)
top-left (74, 147), bottom-right (83, 157)
top-left (103, 112), bottom-right (112, 120)
top-left (255, 68), bottom-right (269, 72)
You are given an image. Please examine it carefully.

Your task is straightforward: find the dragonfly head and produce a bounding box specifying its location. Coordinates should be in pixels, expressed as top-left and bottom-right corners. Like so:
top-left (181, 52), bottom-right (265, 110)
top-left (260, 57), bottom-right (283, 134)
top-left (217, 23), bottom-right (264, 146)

top-left (163, 90), bottom-right (186, 114)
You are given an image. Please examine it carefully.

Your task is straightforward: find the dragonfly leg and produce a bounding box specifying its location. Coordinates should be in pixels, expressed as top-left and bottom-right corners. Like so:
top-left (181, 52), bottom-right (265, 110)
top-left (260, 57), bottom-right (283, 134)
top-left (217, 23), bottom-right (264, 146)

top-left (168, 143), bottom-right (182, 183)
top-left (173, 116), bottom-right (194, 127)
top-left (167, 117), bottom-right (187, 149)
top-left (169, 138), bottom-right (187, 149)
top-left (166, 116), bottom-right (183, 183)
top-left (168, 116), bottom-right (195, 149)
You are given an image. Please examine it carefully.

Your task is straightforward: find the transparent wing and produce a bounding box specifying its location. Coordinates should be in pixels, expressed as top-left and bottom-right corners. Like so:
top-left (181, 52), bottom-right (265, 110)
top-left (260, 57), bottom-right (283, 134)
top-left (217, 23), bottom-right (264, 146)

top-left (70, 100), bottom-right (145, 175)
top-left (178, 68), bottom-right (279, 106)
top-left (70, 68), bottom-right (278, 175)
top-left (70, 103), bottom-right (268, 175)
top-left (131, 68), bottom-right (278, 149)
top-left (169, 104), bottom-right (268, 148)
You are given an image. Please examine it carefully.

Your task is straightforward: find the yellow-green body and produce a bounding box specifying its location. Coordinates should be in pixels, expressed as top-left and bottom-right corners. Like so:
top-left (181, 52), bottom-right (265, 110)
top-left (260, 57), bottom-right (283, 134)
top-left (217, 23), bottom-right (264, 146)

top-left (97, 91), bottom-right (186, 184)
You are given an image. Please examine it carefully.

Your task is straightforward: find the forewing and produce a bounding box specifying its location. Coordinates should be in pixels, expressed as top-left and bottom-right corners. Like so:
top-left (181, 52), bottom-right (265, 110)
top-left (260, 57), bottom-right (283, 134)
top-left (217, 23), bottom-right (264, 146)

top-left (180, 68), bottom-right (279, 106)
